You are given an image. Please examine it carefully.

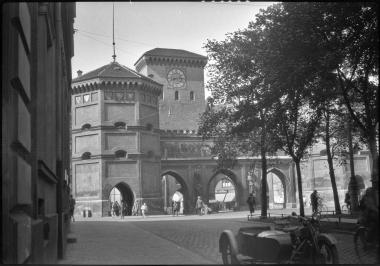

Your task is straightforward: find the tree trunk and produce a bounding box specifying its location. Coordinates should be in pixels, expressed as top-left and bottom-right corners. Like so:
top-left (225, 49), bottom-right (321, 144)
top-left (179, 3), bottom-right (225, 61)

top-left (368, 135), bottom-right (379, 192)
top-left (260, 141), bottom-right (268, 218)
top-left (347, 119), bottom-right (359, 212)
top-left (325, 110), bottom-right (341, 214)
top-left (294, 159), bottom-right (305, 217)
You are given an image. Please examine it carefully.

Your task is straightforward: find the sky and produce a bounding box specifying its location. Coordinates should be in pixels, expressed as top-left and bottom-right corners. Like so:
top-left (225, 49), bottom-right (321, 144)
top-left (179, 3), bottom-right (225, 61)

top-left (72, 2), bottom-right (276, 95)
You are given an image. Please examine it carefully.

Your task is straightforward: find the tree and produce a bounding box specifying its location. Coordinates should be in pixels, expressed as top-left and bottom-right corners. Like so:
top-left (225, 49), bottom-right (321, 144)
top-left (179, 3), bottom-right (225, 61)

top-left (199, 23), bottom-right (281, 217)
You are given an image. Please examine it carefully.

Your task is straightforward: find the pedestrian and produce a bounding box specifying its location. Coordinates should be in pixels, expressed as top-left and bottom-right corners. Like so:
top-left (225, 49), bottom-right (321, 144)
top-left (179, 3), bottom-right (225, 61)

top-left (310, 190), bottom-right (318, 214)
top-left (111, 201), bottom-right (116, 217)
top-left (114, 201), bottom-right (120, 216)
top-left (109, 200), bottom-right (113, 217)
top-left (141, 202), bottom-right (148, 218)
top-left (173, 201), bottom-right (180, 216)
top-left (69, 194), bottom-right (76, 222)
top-left (195, 196), bottom-right (204, 215)
top-left (358, 187), bottom-right (379, 243)
top-left (344, 191), bottom-right (351, 212)
top-left (121, 200), bottom-right (126, 219)
top-left (246, 193), bottom-right (256, 215)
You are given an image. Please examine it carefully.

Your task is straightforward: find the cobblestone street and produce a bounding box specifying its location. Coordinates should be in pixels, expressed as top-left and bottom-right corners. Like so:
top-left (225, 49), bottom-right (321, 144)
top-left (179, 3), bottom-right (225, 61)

top-left (59, 212), bottom-right (378, 264)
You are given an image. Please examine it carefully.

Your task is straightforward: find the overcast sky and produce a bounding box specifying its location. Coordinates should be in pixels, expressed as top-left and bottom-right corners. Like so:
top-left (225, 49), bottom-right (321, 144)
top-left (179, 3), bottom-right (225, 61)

top-left (72, 2), bottom-right (276, 93)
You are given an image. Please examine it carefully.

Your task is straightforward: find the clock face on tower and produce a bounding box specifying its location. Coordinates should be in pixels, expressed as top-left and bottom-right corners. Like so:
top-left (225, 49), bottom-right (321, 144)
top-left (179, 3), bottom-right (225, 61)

top-left (167, 69), bottom-right (186, 88)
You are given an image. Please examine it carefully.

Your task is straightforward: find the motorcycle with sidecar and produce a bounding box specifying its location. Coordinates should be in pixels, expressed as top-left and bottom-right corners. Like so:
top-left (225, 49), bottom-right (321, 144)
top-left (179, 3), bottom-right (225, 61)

top-left (219, 213), bottom-right (339, 264)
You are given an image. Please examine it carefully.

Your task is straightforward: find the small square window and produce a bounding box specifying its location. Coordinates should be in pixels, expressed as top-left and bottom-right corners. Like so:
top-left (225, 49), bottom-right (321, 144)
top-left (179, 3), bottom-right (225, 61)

top-left (83, 94), bottom-right (90, 103)
top-left (75, 95), bottom-right (82, 104)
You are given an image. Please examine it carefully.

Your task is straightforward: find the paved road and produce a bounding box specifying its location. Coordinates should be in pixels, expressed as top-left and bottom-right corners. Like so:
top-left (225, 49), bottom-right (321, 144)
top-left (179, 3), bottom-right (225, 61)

top-left (60, 214), bottom-right (378, 264)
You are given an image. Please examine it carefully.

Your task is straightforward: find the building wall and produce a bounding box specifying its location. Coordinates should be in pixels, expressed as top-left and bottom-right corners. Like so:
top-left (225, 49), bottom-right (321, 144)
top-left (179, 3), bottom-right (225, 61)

top-left (2, 2), bottom-right (75, 263)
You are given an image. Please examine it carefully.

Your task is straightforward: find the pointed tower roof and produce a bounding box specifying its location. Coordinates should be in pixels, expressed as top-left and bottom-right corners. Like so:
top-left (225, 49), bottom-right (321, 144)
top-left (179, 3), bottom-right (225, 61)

top-left (72, 61), bottom-right (159, 83)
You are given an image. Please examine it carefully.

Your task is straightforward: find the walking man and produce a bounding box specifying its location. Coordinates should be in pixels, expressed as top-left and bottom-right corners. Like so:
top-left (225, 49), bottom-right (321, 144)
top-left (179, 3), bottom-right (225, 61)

top-left (195, 196), bottom-right (204, 215)
top-left (310, 190), bottom-right (319, 214)
top-left (246, 193), bottom-right (256, 215)
top-left (69, 194), bottom-right (76, 222)
top-left (141, 202), bottom-right (148, 218)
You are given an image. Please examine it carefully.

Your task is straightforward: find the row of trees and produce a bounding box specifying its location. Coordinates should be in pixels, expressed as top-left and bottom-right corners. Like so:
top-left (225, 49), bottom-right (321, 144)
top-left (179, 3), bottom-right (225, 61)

top-left (198, 3), bottom-right (378, 217)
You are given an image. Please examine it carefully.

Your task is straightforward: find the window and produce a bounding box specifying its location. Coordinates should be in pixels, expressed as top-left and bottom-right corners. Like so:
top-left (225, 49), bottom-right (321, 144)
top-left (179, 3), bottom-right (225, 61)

top-left (81, 152), bottom-right (91, 160)
top-left (114, 121), bottom-right (126, 129)
top-left (81, 123), bottom-right (91, 130)
top-left (190, 91), bottom-right (194, 101)
top-left (91, 92), bottom-right (98, 101)
top-left (174, 91), bottom-right (179, 100)
top-left (115, 150), bottom-right (127, 158)
top-left (83, 94), bottom-right (90, 103)
top-left (75, 95), bottom-right (82, 105)
top-left (222, 179), bottom-right (232, 188)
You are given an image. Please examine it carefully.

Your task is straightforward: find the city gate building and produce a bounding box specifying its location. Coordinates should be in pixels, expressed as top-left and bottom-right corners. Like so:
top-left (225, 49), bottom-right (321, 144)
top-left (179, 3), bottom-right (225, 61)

top-left (71, 48), bottom-right (373, 217)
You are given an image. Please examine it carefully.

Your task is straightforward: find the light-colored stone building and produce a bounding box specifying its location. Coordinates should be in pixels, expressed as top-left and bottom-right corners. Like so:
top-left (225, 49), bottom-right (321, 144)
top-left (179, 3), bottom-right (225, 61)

top-left (71, 48), bottom-right (373, 218)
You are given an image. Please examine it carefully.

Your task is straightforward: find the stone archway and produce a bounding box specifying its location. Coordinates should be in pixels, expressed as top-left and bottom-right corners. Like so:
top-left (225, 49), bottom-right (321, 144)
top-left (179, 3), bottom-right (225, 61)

top-left (161, 171), bottom-right (190, 214)
top-left (109, 182), bottom-right (135, 216)
top-left (206, 169), bottom-right (242, 210)
top-left (267, 168), bottom-right (287, 209)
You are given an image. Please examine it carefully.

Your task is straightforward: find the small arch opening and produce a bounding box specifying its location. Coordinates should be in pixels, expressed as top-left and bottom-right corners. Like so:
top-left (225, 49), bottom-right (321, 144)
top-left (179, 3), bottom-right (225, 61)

top-left (81, 152), bottom-right (91, 160)
top-left (81, 123), bottom-right (91, 130)
top-left (146, 123), bottom-right (153, 131)
top-left (115, 150), bottom-right (127, 158)
top-left (190, 91), bottom-right (194, 101)
top-left (174, 91), bottom-right (179, 100)
top-left (114, 121), bottom-right (126, 129)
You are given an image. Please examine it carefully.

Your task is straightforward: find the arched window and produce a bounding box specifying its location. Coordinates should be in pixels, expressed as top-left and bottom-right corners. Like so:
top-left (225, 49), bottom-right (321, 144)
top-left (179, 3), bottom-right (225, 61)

top-left (81, 123), bottom-right (91, 130)
top-left (115, 150), bottom-right (127, 158)
top-left (190, 91), bottom-right (194, 101)
top-left (114, 121), bottom-right (126, 129)
top-left (81, 152), bottom-right (91, 160)
top-left (174, 91), bottom-right (179, 100)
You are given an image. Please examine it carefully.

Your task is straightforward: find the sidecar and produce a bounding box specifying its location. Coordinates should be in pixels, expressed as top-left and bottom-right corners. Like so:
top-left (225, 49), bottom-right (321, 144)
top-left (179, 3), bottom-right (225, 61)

top-left (219, 225), bottom-right (294, 264)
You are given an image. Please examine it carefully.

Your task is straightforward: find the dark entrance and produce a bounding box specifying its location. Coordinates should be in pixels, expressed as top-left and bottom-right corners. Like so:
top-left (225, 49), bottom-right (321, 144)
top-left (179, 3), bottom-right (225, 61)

top-left (161, 171), bottom-right (189, 214)
top-left (109, 182), bottom-right (134, 216)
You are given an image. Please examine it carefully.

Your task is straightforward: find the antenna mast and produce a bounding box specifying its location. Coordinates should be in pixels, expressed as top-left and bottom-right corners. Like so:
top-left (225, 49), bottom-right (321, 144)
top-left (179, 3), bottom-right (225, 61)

top-left (112, 2), bottom-right (116, 62)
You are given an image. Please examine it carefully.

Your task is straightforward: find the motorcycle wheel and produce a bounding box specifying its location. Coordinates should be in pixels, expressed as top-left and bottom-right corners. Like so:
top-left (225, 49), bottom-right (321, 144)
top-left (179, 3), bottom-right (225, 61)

top-left (318, 239), bottom-right (339, 264)
top-left (220, 237), bottom-right (239, 265)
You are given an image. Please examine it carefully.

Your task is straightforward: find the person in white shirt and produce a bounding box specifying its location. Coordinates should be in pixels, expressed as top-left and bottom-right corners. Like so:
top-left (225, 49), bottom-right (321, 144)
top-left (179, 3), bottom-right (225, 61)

top-left (141, 202), bottom-right (148, 218)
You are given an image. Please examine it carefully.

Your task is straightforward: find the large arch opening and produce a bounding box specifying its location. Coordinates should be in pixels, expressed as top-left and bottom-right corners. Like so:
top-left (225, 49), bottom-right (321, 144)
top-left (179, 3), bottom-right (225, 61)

top-left (109, 182), bottom-right (134, 216)
top-left (161, 171), bottom-right (189, 215)
top-left (266, 168), bottom-right (287, 209)
top-left (207, 170), bottom-right (240, 212)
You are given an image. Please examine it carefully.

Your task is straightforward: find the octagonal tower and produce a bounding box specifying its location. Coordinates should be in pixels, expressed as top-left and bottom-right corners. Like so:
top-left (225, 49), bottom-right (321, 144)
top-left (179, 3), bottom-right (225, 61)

top-left (71, 61), bottom-right (163, 217)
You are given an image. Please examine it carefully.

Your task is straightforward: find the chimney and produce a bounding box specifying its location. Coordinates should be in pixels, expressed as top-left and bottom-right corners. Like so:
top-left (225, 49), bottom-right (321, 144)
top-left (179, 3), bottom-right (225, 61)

top-left (77, 70), bottom-right (83, 77)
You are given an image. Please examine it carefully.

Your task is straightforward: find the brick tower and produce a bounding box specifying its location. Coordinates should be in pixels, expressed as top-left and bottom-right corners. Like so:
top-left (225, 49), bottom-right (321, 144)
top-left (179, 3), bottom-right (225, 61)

top-left (71, 61), bottom-right (163, 217)
top-left (134, 48), bottom-right (208, 130)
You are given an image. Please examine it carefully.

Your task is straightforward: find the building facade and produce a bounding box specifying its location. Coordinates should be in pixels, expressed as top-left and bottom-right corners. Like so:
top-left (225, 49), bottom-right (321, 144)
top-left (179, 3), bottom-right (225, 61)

top-left (2, 3), bottom-right (75, 263)
top-left (71, 48), bottom-right (373, 218)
